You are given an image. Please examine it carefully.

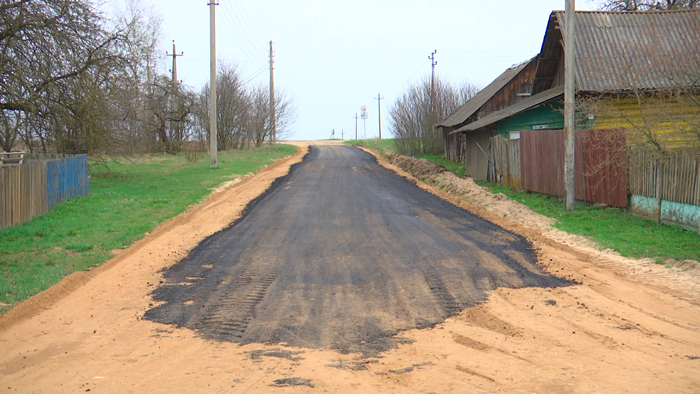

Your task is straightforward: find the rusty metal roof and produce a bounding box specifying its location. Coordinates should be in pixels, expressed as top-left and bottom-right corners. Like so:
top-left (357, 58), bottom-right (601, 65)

top-left (538, 9), bottom-right (700, 93)
top-left (437, 57), bottom-right (537, 128)
top-left (450, 86), bottom-right (564, 134)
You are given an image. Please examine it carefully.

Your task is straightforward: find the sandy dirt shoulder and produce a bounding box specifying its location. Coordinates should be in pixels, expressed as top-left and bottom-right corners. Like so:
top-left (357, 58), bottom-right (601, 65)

top-left (1, 144), bottom-right (699, 393)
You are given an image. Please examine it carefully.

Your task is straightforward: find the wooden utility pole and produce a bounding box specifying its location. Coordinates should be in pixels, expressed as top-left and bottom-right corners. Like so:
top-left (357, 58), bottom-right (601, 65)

top-left (209, 1), bottom-right (218, 168)
top-left (375, 92), bottom-right (384, 139)
top-left (270, 41), bottom-right (276, 143)
top-left (429, 50), bottom-right (437, 111)
top-left (564, 0), bottom-right (576, 210)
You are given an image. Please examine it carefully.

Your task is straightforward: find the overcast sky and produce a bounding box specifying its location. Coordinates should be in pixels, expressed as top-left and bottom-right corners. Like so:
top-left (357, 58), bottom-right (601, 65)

top-left (122, 0), bottom-right (599, 141)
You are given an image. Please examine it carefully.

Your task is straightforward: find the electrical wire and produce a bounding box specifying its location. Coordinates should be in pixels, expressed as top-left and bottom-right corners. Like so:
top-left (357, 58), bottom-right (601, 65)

top-left (243, 64), bottom-right (268, 85)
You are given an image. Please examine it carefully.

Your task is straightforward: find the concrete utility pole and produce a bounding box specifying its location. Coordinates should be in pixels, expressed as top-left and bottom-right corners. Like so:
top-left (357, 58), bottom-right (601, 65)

top-left (166, 41), bottom-right (183, 141)
top-left (429, 50), bottom-right (437, 111)
top-left (363, 115), bottom-right (366, 139)
top-left (564, 0), bottom-right (576, 211)
top-left (355, 113), bottom-right (358, 139)
top-left (270, 41), bottom-right (276, 143)
top-left (375, 92), bottom-right (384, 139)
top-left (166, 40), bottom-right (183, 86)
top-left (209, 1), bottom-right (218, 168)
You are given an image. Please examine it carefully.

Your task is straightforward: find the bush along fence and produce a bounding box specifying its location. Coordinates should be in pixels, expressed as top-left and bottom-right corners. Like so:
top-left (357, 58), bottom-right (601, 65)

top-left (482, 129), bottom-right (699, 231)
top-left (0, 153), bottom-right (89, 230)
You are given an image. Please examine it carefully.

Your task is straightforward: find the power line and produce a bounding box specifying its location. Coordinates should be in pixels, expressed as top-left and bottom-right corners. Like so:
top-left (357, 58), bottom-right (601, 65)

top-left (243, 65), bottom-right (268, 85)
top-left (219, 4), bottom-right (264, 64)
top-left (232, 0), bottom-right (265, 45)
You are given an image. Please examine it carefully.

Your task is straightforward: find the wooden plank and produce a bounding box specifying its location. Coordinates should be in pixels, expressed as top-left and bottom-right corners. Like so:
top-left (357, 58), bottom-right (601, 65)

top-left (0, 168), bottom-right (5, 229)
top-left (691, 155), bottom-right (700, 205)
top-left (510, 138), bottom-right (522, 189)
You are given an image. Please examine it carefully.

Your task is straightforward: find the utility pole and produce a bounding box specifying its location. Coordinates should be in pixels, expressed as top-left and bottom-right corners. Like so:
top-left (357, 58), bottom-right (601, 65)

top-left (166, 40), bottom-right (183, 86)
top-left (166, 41), bottom-right (183, 141)
top-left (375, 92), bottom-right (384, 139)
top-left (429, 50), bottom-right (437, 112)
top-left (363, 116), bottom-right (366, 139)
top-left (209, 1), bottom-right (218, 168)
top-left (355, 113), bottom-right (358, 139)
top-left (270, 41), bottom-right (276, 143)
top-left (564, 0), bottom-right (576, 211)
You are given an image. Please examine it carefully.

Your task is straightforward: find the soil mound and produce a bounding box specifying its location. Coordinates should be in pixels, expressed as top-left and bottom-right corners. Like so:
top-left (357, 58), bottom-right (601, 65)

top-left (387, 153), bottom-right (446, 177)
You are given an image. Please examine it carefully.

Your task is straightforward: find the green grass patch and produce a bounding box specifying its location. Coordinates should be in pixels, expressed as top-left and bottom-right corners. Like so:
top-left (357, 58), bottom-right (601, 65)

top-left (0, 144), bottom-right (297, 313)
top-left (343, 142), bottom-right (699, 263)
top-left (344, 138), bottom-right (396, 155)
top-left (476, 181), bottom-right (700, 263)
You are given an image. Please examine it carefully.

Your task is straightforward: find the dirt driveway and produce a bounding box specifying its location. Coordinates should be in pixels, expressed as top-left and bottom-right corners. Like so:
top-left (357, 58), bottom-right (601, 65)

top-left (1, 144), bottom-right (699, 393)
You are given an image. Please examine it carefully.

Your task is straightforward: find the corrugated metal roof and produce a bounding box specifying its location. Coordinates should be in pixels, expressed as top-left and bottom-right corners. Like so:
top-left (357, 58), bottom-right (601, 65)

top-left (437, 57), bottom-right (536, 128)
top-left (450, 86), bottom-right (564, 134)
top-left (557, 9), bottom-right (700, 92)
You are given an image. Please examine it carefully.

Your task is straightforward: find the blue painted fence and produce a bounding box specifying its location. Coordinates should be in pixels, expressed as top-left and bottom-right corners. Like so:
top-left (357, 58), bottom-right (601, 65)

top-left (46, 154), bottom-right (89, 210)
top-left (0, 154), bottom-right (89, 229)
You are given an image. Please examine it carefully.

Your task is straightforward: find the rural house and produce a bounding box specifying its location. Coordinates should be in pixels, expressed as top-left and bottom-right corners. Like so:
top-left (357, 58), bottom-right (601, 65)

top-left (439, 8), bottom-right (700, 228)
top-left (439, 56), bottom-right (539, 181)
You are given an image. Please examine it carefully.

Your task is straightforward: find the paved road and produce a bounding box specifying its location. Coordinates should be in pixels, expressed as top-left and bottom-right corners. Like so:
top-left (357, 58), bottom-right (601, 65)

top-left (145, 146), bottom-right (568, 355)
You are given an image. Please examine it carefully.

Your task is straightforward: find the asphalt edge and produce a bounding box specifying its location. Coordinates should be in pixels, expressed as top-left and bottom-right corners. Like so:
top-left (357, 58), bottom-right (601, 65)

top-left (0, 146), bottom-right (309, 331)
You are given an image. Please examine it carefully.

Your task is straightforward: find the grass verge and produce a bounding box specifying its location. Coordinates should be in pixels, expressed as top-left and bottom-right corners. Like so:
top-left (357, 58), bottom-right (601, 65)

top-left (476, 182), bottom-right (700, 263)
top-left (354, 143), bottom-right (699, 264)
top-left (343, 140), bottom-right (466, 176)
top-left (344, 139), bottom-right (396, 155)
top-left (0, 144), bottom-right (297, 314)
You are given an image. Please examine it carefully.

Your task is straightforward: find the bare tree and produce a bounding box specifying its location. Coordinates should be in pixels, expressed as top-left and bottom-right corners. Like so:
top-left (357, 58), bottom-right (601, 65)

top-left (109, 0), bottom-right (165, 154)
top-left (575, 16), bottom-right (700, 154)
top-left (144, 75), bottom-right (196, 154)
top-left (0, 0), bottom-right (128, 153)
top-left (245, 85), bottom-right (296, 147)
top-left (390, 76), bottom-right (479, 156)
top-left (597, 0), bottom-right (699, 10)
top-left (196, 62), bottom-right (249, 151)
top-left (0, 111), bottom-right (22, 152)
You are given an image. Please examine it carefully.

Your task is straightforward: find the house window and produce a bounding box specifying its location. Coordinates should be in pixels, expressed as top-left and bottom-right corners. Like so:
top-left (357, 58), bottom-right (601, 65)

top-left (516, 83), bottom-right (533, 97)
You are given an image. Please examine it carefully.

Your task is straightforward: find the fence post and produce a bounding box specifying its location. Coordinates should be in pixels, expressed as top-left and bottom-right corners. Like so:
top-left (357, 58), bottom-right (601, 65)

top-left (655, 158), bottom-right (663, 224)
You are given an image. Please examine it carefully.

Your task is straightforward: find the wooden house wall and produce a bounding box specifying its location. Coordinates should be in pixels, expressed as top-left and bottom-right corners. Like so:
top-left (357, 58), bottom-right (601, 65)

top-left (443, 127), bottom-right (461, 162)
top-left (496, 100), bottom-right (564, 137)
top-left (478, 61), bottom-right (538, 118)
top-left (591, 97), bottom-right (700, 150)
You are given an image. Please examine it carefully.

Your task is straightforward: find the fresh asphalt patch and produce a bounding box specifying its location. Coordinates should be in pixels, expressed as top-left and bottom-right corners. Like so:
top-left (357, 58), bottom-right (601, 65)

top-left (144, 145), bottom-right (570, 356)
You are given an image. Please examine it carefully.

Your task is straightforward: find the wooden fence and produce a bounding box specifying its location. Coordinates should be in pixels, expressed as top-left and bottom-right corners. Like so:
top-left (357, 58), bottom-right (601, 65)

top-left (0, 154), bottom-right (89, 230)
top-left (488, 129), bottom-right (628, 207)
top-left (628, 149), bottom-right (700, 206)
top-left (487, 136), bottom-right (521, 189)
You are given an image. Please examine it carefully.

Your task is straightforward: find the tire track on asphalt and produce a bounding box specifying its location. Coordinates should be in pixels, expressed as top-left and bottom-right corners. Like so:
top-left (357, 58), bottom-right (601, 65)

top-left (145, 145), bottom-right (571, 356)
